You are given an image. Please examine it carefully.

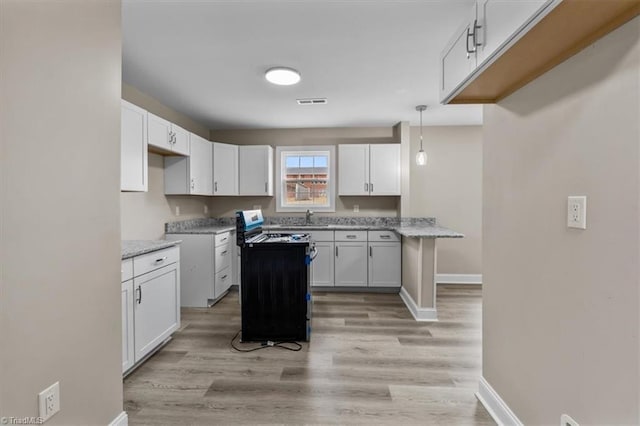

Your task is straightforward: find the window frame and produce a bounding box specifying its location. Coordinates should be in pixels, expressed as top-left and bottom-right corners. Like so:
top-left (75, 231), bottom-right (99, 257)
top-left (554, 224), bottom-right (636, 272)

top-left (275, 145), bottom-right (336, 213)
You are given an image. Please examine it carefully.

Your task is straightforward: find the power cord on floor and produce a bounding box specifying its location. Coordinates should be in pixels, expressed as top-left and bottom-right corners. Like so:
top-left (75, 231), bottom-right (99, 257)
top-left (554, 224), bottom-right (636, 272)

top-left (230, 330), bottom-right (302, 352)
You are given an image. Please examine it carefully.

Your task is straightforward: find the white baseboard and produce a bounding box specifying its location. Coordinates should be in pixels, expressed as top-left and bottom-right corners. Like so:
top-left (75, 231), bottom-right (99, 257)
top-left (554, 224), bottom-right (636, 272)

top-left (109, 411), bottom-right (128, 426)
top-left (399, 287), bottom-right (437, 321)
top-left (436, 273), bottom-right (482, 285)
top-left (476, 377), bottom-right (522, 426)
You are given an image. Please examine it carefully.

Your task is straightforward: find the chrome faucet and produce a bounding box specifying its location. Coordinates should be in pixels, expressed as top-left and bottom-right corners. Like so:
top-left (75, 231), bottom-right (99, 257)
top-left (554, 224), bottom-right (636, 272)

top-left (305, 209), bottom-right (314, 225)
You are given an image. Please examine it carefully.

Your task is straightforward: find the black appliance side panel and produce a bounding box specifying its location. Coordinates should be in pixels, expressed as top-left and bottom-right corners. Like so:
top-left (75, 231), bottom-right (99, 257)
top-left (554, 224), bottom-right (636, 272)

top-left (241, 244), bottom-right (308, 342)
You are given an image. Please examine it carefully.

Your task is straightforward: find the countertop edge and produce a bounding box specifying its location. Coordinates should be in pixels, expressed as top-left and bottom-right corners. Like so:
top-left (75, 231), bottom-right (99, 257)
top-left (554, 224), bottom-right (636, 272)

top-left (122, 240), bottom-right (182, 260)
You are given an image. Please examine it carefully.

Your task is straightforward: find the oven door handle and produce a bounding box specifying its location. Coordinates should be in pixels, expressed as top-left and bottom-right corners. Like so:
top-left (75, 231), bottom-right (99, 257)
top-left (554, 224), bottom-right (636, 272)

top-left (310, 246), bottom-right (318, 261)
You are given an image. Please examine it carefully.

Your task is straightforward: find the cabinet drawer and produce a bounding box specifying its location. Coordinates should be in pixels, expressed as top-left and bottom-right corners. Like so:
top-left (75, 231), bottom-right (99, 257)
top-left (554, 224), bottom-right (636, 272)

top-left (334, 230), bottom-right (367, 242)
top-left (214, 267), bottom-right (232, 298)
top-left (215, 242), bottom-right (232, 273)
top-left (121, 258), bottom-right (133, 282)
top-left (368, 230), bottom-right (400, 243)
top-left (215, 232), bottom-right (231, 247)
top-left (133, 246), bottom-right (179, 277)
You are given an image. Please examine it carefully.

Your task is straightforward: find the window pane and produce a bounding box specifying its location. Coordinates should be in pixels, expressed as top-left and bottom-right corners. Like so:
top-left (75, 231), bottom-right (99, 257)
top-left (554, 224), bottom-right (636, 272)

top-left (285, 156), bottom-right (299, 168)
top-left (278, 148), bottom-right (333, 211)
top-left (314, 156), bottom-right (328, 168)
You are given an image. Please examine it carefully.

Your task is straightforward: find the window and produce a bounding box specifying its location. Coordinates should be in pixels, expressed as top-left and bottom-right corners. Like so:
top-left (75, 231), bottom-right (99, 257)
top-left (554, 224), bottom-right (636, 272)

top-left (275, 146), bottom-right (336, 212)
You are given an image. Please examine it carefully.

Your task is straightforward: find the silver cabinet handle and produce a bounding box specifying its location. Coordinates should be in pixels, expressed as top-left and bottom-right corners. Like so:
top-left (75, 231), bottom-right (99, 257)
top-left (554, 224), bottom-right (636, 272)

top-left (465, 19), bottom-right (482, 55)
top-left (346, 235), bottom-right (356, 239)
top-left (369, 246), bottom-right (372, 257)
top-left (221, 274), bottom-right (228, 280)
top-left (221, 237), bottom-right (227, 242)
top-left (191, 178), bottom-right (195, 190)
top-left (370, 183), bottom-right (373, 193)
top-left (214, 182), bottom-right (218, 192)
top-left (136, 286), bottom-right (142, 304)
top-left (221, 250), bottom-right (228, 255)
top-left (265, 182), bottom-right (268, 193)
top-left (155, 256), bottom-right (167, 263)
top-left (335, 246), bottom-right (338, 257)
top-left (364, 182), bottom-right (368, 192)
top-left (380, 235), bottom-right (391, 239)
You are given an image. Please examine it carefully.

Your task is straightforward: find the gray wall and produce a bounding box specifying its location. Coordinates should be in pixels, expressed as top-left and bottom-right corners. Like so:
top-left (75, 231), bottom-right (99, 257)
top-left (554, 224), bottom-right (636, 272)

top-left (482, 17), bottom-right (639, 424)
top-left (0, 1), bottom-right (123, 424)
top-left (409, 125), bottom-right (482, 275)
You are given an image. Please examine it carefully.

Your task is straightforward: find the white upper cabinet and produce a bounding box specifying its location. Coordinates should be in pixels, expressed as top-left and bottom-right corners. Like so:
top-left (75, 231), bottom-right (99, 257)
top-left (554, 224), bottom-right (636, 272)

top-left (338, 144), bottom-right (369, 196)
top-left (440, 4), bottom-right (478, 101)
top-left (164, 133), bottom-right (213, 195)
top-left (147, 112), bottom-right (190, 156)
top-left (239, 145), bottom-right (273, 196)
top-left (212, 142), bottom-right (239, 196)
top-left (120, 100), bottom-right (148, 192)
top-left (440, 0), bottom-right (557, 104)
top-left (338, 144), bottom-right (400, 196)
top-left (369, 144), bottom-right (401, 196)
top-left (476, 0), bottom-right (551, 65)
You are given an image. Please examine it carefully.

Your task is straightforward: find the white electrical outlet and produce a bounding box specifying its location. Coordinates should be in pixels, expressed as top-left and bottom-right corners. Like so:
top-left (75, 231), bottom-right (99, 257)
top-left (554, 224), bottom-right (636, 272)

top-left (561, 414), bottom-right (579, 426)
top-left (567, 196), bottom-right (587, 229)
top-left (175, 205), bottom-right (180, 216)
top-left (353, 204), bottom-right (359, 213)
top-left (38, 381), bottom-right (60, 422)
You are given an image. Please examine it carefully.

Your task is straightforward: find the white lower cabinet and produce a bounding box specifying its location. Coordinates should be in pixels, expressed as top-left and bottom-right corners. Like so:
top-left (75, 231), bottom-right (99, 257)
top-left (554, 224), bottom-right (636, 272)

top-left (133, 264), bottom-right (180, 363)
top-left (368, 230), bottom-right (401, 288)
top-left (166, 231), bottom-right (232, 307)
top-left (121, 246), bottom-right (180, 375)
top-left (312, 241), bottom-right (335, 287)
top-left (121, 279), bottom-right (135, 372)
top-left (334, 231), bottom-right (368, 287)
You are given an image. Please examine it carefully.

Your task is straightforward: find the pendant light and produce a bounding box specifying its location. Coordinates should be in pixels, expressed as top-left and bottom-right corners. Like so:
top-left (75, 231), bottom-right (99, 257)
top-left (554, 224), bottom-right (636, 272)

top-left (415, 105), bottom-right (427, 166)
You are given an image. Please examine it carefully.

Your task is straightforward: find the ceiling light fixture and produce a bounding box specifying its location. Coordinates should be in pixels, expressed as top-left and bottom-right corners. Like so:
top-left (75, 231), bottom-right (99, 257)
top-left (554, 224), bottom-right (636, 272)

top-left (415, 105), bottom-right (428, 166)
top-left (265, 67), bottom-right (301, 86)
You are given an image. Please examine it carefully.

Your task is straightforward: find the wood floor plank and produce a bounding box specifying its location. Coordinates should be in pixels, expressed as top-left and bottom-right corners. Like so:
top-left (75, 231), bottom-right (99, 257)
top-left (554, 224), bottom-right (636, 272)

top-left (124, 285), bottom-right (493, 425)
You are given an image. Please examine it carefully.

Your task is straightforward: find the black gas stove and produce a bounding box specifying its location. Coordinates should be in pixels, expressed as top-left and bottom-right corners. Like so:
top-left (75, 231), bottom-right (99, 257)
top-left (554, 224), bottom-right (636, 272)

top-left (236, 210), bottom-right (314, 343)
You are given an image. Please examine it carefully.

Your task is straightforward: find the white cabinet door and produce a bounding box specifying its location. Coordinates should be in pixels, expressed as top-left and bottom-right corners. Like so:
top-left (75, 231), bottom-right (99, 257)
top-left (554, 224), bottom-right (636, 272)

top-left (369, 144), bottom-right (401, 196)
top-left (189, 134), bottom-right (213, 195)
top-left (133, 263), bottom-right (180, 362)
top-left (164, 134), bottom-right (212, 195)
top-left (311, 241), bottom-right (335, 287)
top-left (121, 100), bottom-right (148, 192)
top-left (368, 242), bottom-right (401, 288)
top-left (171, 124), bottom-right (190, 156)
top-left (335, 242), bottom-right (368, 287)
top-left (239, 145), bottom-right (273, 196)
top-left (147, 112), bottom-right (172, 152)
top-left (121, 279), bottom-right (135, 373)
top-left (440, 5), bottom-right (478, 102)
top-left (338, 144), bottom-right (369, 196)
top-left (477, 0), bottom-right (551, 66)
top-left (213, 142), bottom-right (239, 195)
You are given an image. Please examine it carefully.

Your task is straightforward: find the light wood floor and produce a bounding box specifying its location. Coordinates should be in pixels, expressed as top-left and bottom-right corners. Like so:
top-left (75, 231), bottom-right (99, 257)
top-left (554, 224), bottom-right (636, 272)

top-left (124, 285), bottom-right (493, 425)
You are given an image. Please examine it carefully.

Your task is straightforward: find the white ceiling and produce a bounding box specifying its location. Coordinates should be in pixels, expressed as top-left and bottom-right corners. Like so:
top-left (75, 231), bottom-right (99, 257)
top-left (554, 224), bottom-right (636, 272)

top-left (122, 0), bottom-right (482, 130)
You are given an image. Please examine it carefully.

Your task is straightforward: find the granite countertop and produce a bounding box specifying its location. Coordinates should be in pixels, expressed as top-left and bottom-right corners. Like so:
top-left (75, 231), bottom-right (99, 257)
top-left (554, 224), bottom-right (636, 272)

top-left (122, 240), bottom-right (181, 260)
top-left (393, 224), bottom-right (464, 238)
top-left (264, 223), bottom-right (463, 238)
top-left (165, 225), bottom-right (236, 235)
top-left (163, 217), bottom-right (462, 239)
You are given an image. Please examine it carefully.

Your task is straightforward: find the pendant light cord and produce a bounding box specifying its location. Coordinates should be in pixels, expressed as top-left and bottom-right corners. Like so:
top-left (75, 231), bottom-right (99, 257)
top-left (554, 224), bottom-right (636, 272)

top-left (419, 109), bottom-right (424, 150)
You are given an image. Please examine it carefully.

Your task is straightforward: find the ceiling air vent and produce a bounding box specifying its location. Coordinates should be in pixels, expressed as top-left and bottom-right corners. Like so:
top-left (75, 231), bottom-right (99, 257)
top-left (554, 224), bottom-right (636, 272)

top-left (296, 98), bottom-right (327, 105)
